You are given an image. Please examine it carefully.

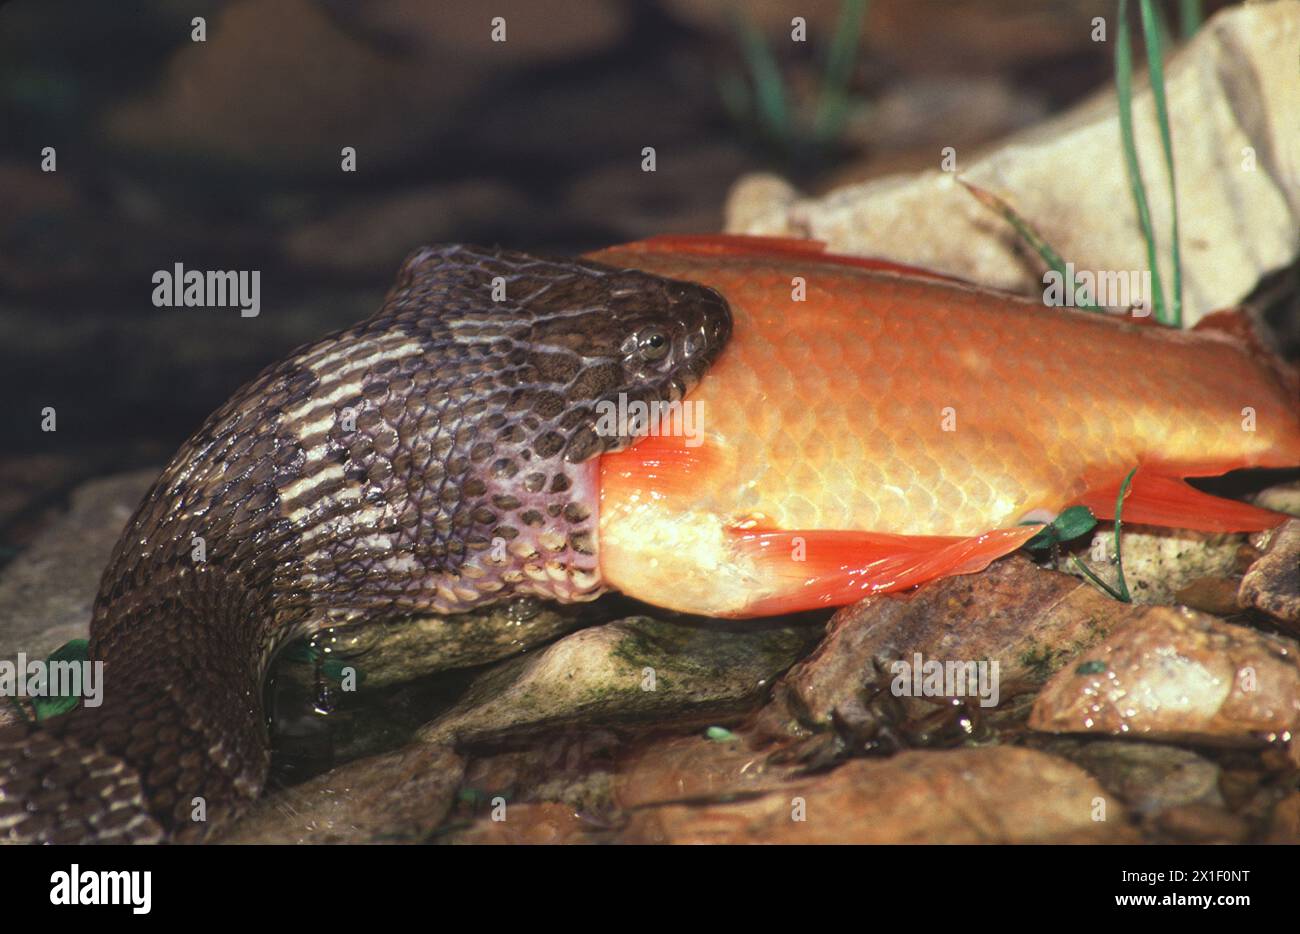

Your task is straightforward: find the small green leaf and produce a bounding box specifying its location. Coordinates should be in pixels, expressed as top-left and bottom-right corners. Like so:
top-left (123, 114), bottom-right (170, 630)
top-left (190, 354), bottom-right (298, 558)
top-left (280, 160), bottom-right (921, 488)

top-left (1075, 660), bottom-right (1107, 675)
top-left (706, 726), bottom-right (736, 742)
top-left (33, 638), bottom-right (90, 721)
top-left (1022, 506), bottom-right (1099, 552)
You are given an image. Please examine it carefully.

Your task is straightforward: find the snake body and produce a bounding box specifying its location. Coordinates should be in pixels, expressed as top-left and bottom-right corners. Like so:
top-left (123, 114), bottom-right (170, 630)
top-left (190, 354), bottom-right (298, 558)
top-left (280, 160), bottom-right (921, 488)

top-left (0, 246), bottom-right (731, 842)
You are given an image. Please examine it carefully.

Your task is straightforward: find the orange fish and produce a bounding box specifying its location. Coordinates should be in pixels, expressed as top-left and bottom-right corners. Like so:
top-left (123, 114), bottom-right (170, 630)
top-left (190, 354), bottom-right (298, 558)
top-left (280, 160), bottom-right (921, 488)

top-left (584, 235), bottom-right (1300, 618)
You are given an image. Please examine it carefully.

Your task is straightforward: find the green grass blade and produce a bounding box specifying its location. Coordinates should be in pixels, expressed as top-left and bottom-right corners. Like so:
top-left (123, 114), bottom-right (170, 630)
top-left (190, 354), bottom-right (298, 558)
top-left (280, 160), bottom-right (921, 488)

top-left (1116, 0), bottom-right (1169, 325)
top-left (1070, 555), bottom-right (1127, 602)
top-left (958, 179), bottom-right (1103, 312)
top-left (1069, 467), bottom-right (1138, 603)
top-left (1179, 0), bottom-right (1204, 37)
top-left (813, 0), bottom-right (870, 143)
top-left (1110, 466), bottom-right (1139, 603)
top-left (1139, 0), bottom-right (1183, 328)
top-left (733, 9), bottom-right (789, 141)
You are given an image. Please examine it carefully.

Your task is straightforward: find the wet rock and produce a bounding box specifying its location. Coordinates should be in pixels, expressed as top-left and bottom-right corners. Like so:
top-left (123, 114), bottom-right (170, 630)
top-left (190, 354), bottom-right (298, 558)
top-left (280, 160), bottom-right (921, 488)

top-left (215, 744), bottom-right (463, 844)
top-left (1239, 519), bottom-right (1300, 627)
top-left (1029, 607), bottom-right (1300, 744)
top-left (1254, 481), bottom-right (1300, 517)
top-left (266, 661), bottom-right (484, 788)
top-left (456, 729), bottom-right (620, 816)
top-left (771, 555), bottom-right (1130, 733)
top-left (614, 733), bottom-right (803, 809)
top-left (1044, 740), bottom-right (1223, 817)
top-left (1055, 526), bottom-right (1247, 607)
top-left (0, 454), bottom-right (113, 553)
top-left (420, 616), bottom-right (819, 746)
top-left (622, 746), bottom-right (1138, 844)
top-left (1174, 575), bottom-right (1248, 618)
top-left (726, 174), bottom-right (800, 235)
top-left (0, 470), bottom-right (155, 662)
top-left (444, 802), bottom-right (598, 845)
top-left (1152, 803), bottom-right (1251, 845)
top-left (298, 596), bottom-right (608, 691)
top-left (1266, 792), bottom-right (1300, 844)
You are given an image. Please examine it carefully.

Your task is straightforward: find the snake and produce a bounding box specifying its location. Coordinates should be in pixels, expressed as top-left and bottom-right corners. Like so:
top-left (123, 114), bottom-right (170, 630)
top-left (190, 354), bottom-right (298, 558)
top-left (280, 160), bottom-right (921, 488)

top-left (0, 245), bottom-right (732, 843)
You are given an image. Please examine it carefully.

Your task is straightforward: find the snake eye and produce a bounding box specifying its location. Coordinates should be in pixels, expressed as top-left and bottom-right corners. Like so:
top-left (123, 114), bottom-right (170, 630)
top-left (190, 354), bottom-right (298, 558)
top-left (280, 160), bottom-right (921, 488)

top-left (636, 327), bottom-right (671, 362)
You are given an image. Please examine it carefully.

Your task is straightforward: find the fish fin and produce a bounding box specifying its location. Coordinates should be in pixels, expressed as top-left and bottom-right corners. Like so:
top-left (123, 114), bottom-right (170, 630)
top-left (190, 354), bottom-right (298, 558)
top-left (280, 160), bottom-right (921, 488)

top-left (614, 234), bottom-right (969, 285)
top-left (600, 432), bottom-right (720, 500)
top-left (729, 525), bottom-right (1043, 616)
top-left (1074, 466), bottom-right (1285, 533)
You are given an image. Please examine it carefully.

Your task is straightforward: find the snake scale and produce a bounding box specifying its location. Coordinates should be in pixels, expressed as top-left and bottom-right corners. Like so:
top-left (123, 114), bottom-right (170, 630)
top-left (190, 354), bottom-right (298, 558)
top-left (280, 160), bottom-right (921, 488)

top-left (0, 245), bottom-right (732, 842)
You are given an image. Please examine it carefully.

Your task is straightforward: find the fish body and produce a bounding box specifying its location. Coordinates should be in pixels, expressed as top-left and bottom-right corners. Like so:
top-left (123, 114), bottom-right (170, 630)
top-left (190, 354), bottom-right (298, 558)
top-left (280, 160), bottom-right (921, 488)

top-left (587, 237), bottom-right (1300, 617)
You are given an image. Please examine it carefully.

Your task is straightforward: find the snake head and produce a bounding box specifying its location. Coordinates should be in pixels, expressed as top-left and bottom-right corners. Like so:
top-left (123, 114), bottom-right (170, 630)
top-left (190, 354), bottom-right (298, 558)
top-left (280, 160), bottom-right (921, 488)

top-left (379, 245), bottom-right (732, 464)
top-left (544, 265), bottom-right (732, 462)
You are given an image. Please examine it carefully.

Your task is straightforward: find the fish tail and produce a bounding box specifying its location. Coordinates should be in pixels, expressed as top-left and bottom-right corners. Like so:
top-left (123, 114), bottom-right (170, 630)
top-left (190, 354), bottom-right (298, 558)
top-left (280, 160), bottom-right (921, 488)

top-left (1074, 466), bottom-right (1288, 533)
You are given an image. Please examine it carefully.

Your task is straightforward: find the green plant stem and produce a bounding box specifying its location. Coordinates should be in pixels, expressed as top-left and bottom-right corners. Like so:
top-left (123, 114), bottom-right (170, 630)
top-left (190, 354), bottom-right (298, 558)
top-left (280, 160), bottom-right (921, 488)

top-left (1179, 0), bottom-right (1204, 37)
top-left (957, 179), bottom-right (1103, 313)
top-left (1139, 0), bottom-right (1183, 328)
top-left (813, 0), bottom-right (869, 143)
top-left (1111, 466), bottom-right (1138, 602)
top-left (1071, 555), bottom-right (1127, 602)
top-left (733, 9), bottom-right (789, 142)
top-left (1116, 0), bottom-right (1169, 325)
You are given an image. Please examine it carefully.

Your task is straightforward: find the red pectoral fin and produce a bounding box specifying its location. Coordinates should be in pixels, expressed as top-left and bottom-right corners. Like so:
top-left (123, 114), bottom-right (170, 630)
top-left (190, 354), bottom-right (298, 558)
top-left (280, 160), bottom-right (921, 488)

top-left (1074, 467), bottom-right (1285, 533)
top-left (600, 432), bottom-right (721, 501)
top-left (730, 525), bottom-right (1043, 616)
